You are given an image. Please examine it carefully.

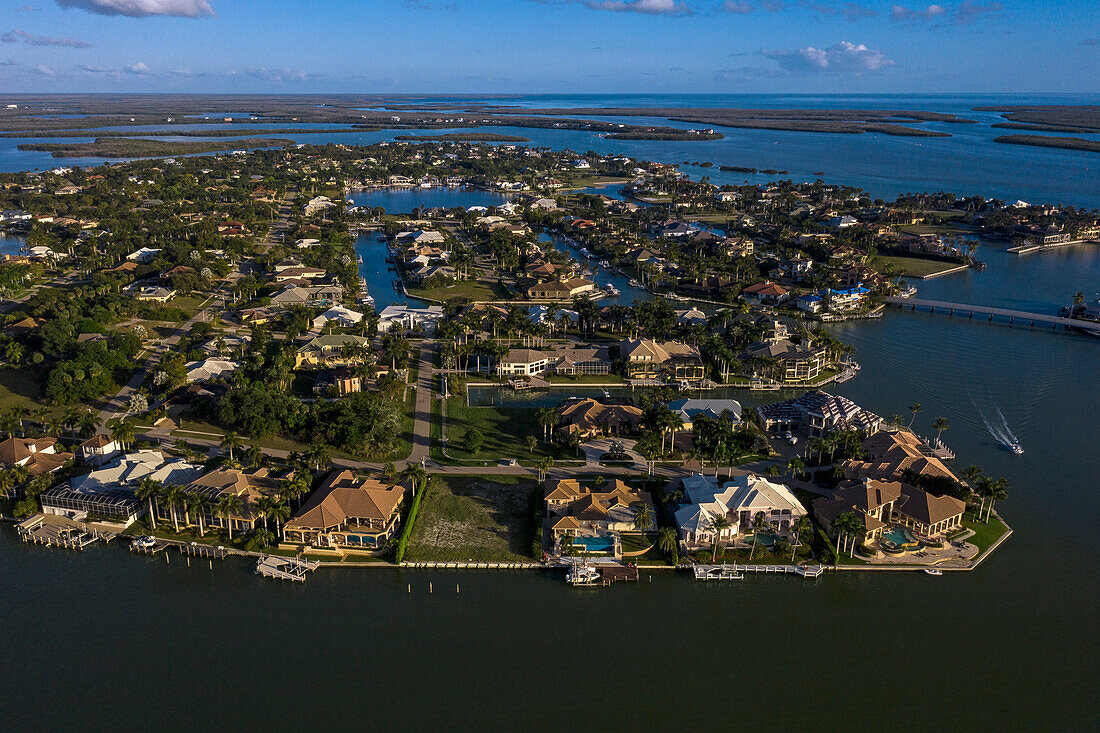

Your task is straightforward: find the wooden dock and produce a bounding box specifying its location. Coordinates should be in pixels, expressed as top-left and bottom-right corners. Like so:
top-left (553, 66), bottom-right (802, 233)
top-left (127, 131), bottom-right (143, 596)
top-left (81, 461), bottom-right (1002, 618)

top-left (255, 555), bottom-right (321, 582)
top-left (693, 563), bottom-right (827, 580)
top-left (598, 565), bottom-right (639, 583)
top-left (16, 515), bottom-right (115, 551)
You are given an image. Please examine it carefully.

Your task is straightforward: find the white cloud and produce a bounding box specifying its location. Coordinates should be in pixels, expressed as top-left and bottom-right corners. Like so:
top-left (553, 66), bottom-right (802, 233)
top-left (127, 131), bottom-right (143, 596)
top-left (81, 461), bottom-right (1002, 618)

top-left (1, 29), bottom-right (93, 47)
top-left (891, 2), bottom-right (1000, 24)
top-left (53, 0), bottom-right (214, 17)
top-left (583, 0), bottom-right (692, 14)
top-left (244, 67), bottom-right (320, 83)
top-left (723, 0), bottom-right (753, 12)
top-left (35, 63), bottom-right (55, 77)
top-left (124, 61), bottom-right (150, 74)
top-left (760, 40), bottom-right (894, 73)
top-left (890, 3), bottom-right (947, 21)
top-left (0, 59), bottom-right (19, 67)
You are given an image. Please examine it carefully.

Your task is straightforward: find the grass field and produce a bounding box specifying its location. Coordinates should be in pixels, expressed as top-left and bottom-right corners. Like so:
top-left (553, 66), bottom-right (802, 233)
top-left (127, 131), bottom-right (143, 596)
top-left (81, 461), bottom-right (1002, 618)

top-left (406, 279), bottom-right (511, 302)
top-left (444, 398), bottom-right (576, 462)
top-left (0, 366), bottom-right (49, 413)
top-left (404, 475), bottom-right (539, 562)
top-left (868, 255), bottom-right (964, 278)
top-left (962, 515), bottom-right (1010, 553)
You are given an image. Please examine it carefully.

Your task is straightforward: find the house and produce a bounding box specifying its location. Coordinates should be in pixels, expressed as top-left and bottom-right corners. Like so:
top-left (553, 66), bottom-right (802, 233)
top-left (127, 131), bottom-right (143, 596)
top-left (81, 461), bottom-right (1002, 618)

top-left (396, 229), bottom-right (445, 245)
top-left (548, 344), bottom-right (612, 376)
top-left (162, 467), bottom-right (286, 535)
top-left (0, 436), bottom-right (71, 476)
top-left (756, 391), bottom-right (883, 437)
top-left (740, 281), bottom-right (789, 306)
top-left (619, 338), bottom-right (706, 383)
top-left (828, 215), bottom-right (859, 229)
top-left (274, 266), bottom-right (327, 284)
top-left (313, 306), bottom-right (365, 330)
top-left (667, 399), bottom-right (742, 430)
top-left (76, 434), bottom-right (121, 465)
top-left (496, 348), bottom-right (555, 377)
top-left (675, 307), bottom-right (708, 326)
top-left (42, 450), bottom-right (202, 525)
top-left (527, 277), bottom-right (596, 300)
top-left (295, 334), bottom-right (372, 368)
top-left (796, 293), bottom-right (824, 314)
top-left (556, 398), bottom-right (643, 438)
top-left (674, 473), bottom-right (807, 548)
top-left (892, 486), bottom-right (965, 537)
top-left (841, 429), bottom-right (960, 484)
top-left (185, 358), bottom-right (240, 383)
top-left (133, 286), bottom-right (175, 302)
top-left (269, 284), bottom-right (343, 306)
top-left (544, 478), bottom-right (655, 553)
top-left (313, 367), bottom-right (362, 396)
top-left (284, 471), bottom-right (410, 550)
top-left (126, 247), bottom-right (161, 264)
top-left (376, 304), bottom-right (444, 333)
top-left (530, 198), bottom-right (560, 211)
top-left (3, 316), bottom-right (47, 335)
top-left (825, 284), bottom-right (870, 311)
top-left (813, 478), bottom-right (964, 544)
top-left (303, 196), bottom-right (336, 216)
top-left (740, 320), bottom-right (828, 382)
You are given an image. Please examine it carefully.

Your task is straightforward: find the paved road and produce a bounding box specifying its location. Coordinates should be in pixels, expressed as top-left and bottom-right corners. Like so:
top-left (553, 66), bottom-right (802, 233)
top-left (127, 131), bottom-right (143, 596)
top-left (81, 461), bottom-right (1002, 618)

top-left (404, 339), bottom-right (434, 467)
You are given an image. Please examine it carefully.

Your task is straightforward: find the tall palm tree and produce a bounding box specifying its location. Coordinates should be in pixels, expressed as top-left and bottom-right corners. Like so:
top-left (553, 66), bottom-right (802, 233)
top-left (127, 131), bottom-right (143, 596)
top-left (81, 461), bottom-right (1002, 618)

top-left (269, 496), bottom-right (291, 539)
top-left (109, 419), bottom-right (135, 451)
top-left (536, 407), bottom-right (559, 442)
top-left (984, 478), bottom-right (1008, 522)
top-left (707, 514), bottom-right (732, 563)
top-left (786, 456), bottom-right (805, 481)
top-left (219, 431), bottom-right (243, 462)
top-left (163, 484), bottom-right (186, 533)
top-left (790, 515), bottom-right (811, 562)
top-left (631, 503), bottom-right (655, 533)
top-left (252, 495), bottom-right (274, 531)
top-left (932, 417), bottom-right (950, 444)
top-left (135, 478), bottom-right (162, 529)
top-left (749, 512), bottom-right (769, 561)
top-left (657, 526), bottom-right (678, 560)
top-left (216, 492), bottom-right (245, 540)
top-left (907, 402), bottom-right (923, 429)
top-left (305, 443), bottom-right (331, 471)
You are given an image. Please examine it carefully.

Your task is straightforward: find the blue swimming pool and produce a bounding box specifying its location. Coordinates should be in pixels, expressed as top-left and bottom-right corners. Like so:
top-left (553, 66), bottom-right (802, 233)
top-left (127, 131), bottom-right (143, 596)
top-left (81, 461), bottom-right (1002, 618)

top-left (571, 536), bottom-right (615, 553)
top-left (880, 527), bottom-right (919, 548)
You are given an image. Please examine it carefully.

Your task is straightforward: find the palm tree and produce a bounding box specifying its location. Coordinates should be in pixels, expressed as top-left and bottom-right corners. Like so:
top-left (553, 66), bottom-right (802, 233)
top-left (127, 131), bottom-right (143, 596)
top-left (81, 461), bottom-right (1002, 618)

top-left (109, 419), bottom-right (135, 451)
top-left (135, 478), bottom-right (162, 529)
top-left (708, 514), bottom-right (732, 563)
top-left (536, 456), bottom-right (554, 482)
top-left (657, 526), bottom-right (678, 560)
top-left (305, 443), bottom-right (330, 471)
top-left (187, 492), bottom-right (212, 537)
top-left (749, 512), bottom-right (769, 560)
top-left (220, 431), bottom-right (243, 462)
top-left (984, 477), bottom-right (1008, 522)
top-left (0, 469), bottom-right (15, 500)
top-left (907, 402), bottom-right (923, 429)
top-left (631, 503), bottom-right (655, 533)
top-left (536, 407), bottom-right (558, 442)
top-left (790, 515), bottom-right (811, 562)
top-left (269, 496), bottom-right (291, 539)
top-left (252, 495), bottom-right (274, 531)
top-left (786, 456), bottom-right (805, 481)
top-left (163, 484), bottom-right (186, 533)
top-left (216, 492), bottom-right (245, 540)
top-left (932, 417), bottom-right (950, 444)
top-left (834, 512), bottom-right (862, 557)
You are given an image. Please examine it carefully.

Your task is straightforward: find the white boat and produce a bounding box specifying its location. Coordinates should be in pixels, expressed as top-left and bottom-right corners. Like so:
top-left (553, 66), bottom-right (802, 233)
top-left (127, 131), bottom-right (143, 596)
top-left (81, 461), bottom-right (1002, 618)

top-left (599, 260), bottom-right (610, 267)
top-left (1009, 442), bottom-right (1024, 455)
top-left (604, 285), bottom-right (620, 297)
top-left (899, 285), bottom-right (918, 298)
top-left (923, 568), bottom-right (943, 575)
top-left (131, 535), bottom-right (157, 550)
top-left (628, 278), bottom-right (641, 287)
top-left (566, 564), bottom-right (602, 586)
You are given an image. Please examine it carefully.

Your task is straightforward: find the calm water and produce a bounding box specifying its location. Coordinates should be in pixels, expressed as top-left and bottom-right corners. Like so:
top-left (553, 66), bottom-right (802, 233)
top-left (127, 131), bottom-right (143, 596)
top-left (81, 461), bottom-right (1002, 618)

top-left (2, 100), bottom-right (1098, 729)
top-left (3, 94), bottom-right (1099, 208)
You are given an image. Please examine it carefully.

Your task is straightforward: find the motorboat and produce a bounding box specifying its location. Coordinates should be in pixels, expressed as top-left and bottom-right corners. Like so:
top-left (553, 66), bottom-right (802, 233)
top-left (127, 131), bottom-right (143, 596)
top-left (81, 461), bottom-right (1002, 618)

top-left (923, 568), bottom-right (943, 576)
top-left (604, 285), bottom-right (620, 297)
top-left (566, 564), bottom-right (602, 586)
top-left (131, 535), bottom-right (157, 550)
top-left (1008, 442), bottom-right (1024, 455)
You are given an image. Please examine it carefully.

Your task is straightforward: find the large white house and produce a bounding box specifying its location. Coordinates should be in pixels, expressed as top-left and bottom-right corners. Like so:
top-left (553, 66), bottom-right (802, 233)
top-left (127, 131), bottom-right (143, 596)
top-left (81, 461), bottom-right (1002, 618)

top-left (376, 304), bottom-right (444, 333)
top-left (674, 473), bottom-right (807, 548)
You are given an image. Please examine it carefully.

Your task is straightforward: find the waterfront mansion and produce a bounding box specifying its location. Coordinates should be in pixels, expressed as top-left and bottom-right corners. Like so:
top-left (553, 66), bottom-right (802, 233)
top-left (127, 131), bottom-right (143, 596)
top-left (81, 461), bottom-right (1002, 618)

top-left (673, 473), bottom-right (807, 549)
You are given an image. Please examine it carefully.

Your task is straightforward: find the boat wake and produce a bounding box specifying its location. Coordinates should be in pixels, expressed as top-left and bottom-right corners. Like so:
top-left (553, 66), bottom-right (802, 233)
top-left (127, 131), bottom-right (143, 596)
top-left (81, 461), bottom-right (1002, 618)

top-left (972, 395), bottom-right (1023, 454)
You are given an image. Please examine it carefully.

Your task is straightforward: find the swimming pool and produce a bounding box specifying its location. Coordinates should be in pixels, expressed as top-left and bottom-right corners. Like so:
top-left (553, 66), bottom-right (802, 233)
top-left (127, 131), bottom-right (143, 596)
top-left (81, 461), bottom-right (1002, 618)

top-left (744, 533), bottom-right (779, 547)
top-left (570, 536), bottom-right (615, 554)
top-left (880, 527), bottom-right (920, 548)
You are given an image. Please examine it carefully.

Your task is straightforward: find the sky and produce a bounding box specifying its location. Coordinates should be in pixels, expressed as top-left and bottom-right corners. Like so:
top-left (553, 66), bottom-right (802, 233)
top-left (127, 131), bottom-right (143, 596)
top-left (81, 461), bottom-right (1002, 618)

top-left (0, 0), bottom-right (1097, 94)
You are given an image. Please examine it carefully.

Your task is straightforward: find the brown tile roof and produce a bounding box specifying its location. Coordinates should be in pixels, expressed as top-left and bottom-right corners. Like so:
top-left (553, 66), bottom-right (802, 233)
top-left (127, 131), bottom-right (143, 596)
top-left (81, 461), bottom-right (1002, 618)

top-left (897, 489), bottom-right (965, 527)
top-left (557, 399), bottom-right (643, 434)
top-left (286, 470), bottom-right (408, 531)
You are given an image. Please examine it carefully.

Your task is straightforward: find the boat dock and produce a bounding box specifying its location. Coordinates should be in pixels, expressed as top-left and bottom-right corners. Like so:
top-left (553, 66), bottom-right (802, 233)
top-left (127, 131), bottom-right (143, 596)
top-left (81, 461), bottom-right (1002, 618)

top-left (693, 563), bottom-right (826, 580)
top-left (255, 555), bottom-right (321, 582)
top-left (16, 514), bottom-right (116, 550)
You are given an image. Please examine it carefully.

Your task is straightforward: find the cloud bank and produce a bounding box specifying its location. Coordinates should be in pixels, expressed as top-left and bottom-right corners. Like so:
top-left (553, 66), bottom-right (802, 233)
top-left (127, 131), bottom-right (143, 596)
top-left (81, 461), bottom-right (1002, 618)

top-left (760, 40), bottom-right (894, 73)
top-left (54, 0), bottom-right (214, 17)
top-left (1, 29), bottom-right (93, 47)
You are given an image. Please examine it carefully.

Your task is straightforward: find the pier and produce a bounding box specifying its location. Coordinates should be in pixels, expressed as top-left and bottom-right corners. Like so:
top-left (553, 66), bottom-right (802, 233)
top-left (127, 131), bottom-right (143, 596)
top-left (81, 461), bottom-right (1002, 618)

top-left (16, 514), bottom-right (117, 550)
top-left (693, 563), bottom-right (826, 580)
top-left (255, 555), bottom-right (321, 582)
top-left (884, 297), bottom-right (1100, 336)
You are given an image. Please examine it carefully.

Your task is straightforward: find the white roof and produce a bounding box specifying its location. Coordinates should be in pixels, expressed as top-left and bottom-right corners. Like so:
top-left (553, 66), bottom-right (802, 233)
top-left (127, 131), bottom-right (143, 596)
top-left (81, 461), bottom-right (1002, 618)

top-left (723, 474), bottom-right (806, 515)
top-left (69, 450), bottom-right (203, 494)
top-left (313, 306), bottom-right (364, 327)
top-left (185, 359), bottom-right (239, 383)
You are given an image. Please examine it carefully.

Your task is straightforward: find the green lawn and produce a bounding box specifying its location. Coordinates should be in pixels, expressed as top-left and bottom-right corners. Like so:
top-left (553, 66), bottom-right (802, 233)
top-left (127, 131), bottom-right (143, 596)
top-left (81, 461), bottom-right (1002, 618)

top-left (403, 475), bottom-right (539, 562)
top-left (0, 366), bottom-right (49, 413)
top-left (406, 279), bottom-right (511, 302)
top-left (545, 374), bottom-right (625, 384)
top-left (962, 515), bottom-right (1010, 553)
top-left (444, 398), bottom-right (576, 463)
top-left (868, 255), bottom-right (963, 278)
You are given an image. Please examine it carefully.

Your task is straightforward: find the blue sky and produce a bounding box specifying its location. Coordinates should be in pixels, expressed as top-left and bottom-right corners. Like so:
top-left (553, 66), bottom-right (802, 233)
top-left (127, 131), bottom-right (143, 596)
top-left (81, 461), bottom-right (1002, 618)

top-left (0, 0), bottom-right (1097, 93)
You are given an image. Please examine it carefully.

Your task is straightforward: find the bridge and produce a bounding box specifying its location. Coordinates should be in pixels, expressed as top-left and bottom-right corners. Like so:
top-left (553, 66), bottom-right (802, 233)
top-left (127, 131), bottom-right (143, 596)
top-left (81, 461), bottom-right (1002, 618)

top-left (883, 297), bottom-right (1100, 336)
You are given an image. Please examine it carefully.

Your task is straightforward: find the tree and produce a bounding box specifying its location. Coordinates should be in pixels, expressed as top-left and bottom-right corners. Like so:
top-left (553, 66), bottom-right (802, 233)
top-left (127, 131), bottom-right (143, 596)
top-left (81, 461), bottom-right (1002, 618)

top-left (463, 427), bottom-right (485, 456)
top-left (187, 491), bottom-right (212, 537)
top-left (536, 407), bottom-right (558, 442)
top-left (658, 526), bottom-right (679, 558)
top-left (790, 515), bottom-right (811, 562)
top-left (834, 512), bottom-right (862, 557)
top-left (216, 492), bottom-right (245, 540)
top-left (631, 503), bottom-right (655, 533)
top-left (932, 417), bottom-right (950, 444)
top-left (220, 431), bottom-right (243, 462)
top-left (135, 478), bottom-right (162, 528)
top-left (269, 496), bottom-right (291, 539)
top-left (305, 442), bottom-right (331, 471)
top-left (109, 419), bottom-right (136, 451)
top-left (525, 435), bottom-right (538, 454)
top-left (786, 456), bottom-right (805, 480)
top-left (163, 484), bottom-right (186, 533)
top-left (908, 402), bottom-right (923, 429)
top-left (749, 512), bottom-right (769, 560)
top-left (984, 477), bottom-right (1008, 522)
top-left (708, 514), bottom-right (731, 563)
top-left (536, 456), bottom-right (553, 482)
